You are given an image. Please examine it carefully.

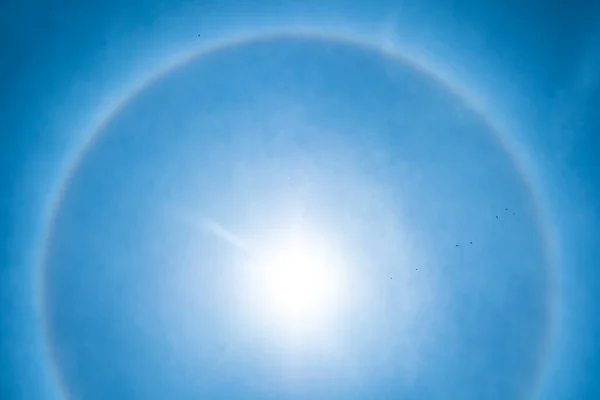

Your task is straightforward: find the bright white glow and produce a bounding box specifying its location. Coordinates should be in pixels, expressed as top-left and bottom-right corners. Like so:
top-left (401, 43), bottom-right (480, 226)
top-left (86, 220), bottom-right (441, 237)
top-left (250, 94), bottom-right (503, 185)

top-left (242, 225), bottom-right (349, 342)
top-left (261, 240), bottom-right (338, 329)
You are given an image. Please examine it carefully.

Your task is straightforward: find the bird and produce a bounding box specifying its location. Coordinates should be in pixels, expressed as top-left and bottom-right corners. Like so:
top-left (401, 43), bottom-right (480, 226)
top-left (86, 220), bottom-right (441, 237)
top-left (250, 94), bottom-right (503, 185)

top-left (197, 33), bottom-right (201, 37)
top-left (470, 241), bottom-right (473, 244)
top-left (456, 244), bottom-right (459, 247)
top-left (496, 215), bottom-right (499, 219)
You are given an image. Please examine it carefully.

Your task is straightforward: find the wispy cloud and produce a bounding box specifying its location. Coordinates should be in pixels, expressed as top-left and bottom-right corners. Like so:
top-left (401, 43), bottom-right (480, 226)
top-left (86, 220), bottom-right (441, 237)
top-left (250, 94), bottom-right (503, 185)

top-left (201, 218), bottom-right (250, 252)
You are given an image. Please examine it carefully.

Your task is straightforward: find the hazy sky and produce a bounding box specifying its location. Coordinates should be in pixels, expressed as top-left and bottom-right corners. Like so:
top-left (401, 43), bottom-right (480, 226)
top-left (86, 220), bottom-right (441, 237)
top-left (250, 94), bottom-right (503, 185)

top-left (2, 1), bottom-right (600, 399)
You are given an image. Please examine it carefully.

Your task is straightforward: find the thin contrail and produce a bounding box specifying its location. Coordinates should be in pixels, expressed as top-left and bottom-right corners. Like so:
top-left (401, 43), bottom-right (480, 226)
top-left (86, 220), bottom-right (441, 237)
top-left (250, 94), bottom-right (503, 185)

top-left (169, 205), bottom-right (251, 253)
top-left (201, 218), bottom-right (251, 252)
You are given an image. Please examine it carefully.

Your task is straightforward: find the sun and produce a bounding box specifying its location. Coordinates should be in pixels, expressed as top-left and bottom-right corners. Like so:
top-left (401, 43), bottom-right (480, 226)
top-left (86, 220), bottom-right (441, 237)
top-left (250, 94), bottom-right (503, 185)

top-left (243, 225), bottom-right (349, 341)
top-left (259, 238), bottom-right (340, 330)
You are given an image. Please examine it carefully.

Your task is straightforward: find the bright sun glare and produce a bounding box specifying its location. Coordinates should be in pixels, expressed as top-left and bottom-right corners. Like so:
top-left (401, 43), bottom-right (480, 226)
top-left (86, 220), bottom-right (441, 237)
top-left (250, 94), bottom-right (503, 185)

top-left (245, 226), bottom-right (348, 340)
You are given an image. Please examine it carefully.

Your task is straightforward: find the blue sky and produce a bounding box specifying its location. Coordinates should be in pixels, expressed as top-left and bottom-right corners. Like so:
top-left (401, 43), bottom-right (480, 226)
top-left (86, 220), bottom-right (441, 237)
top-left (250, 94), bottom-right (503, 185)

top-left (1, 1), bottom-right (600, 399)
